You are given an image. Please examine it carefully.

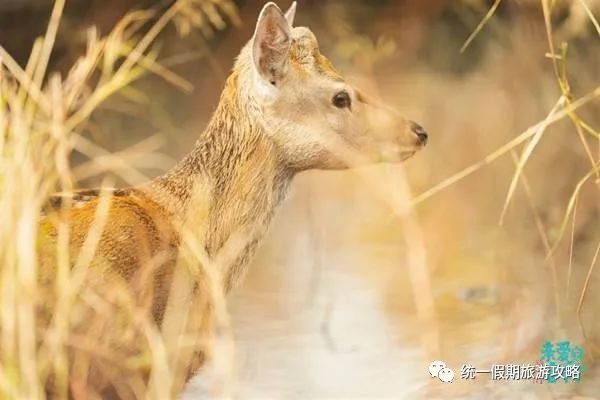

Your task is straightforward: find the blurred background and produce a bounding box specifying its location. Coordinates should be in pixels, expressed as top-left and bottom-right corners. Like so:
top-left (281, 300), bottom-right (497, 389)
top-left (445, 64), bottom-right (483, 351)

top-left (1, 0), bottom-right (599, 398)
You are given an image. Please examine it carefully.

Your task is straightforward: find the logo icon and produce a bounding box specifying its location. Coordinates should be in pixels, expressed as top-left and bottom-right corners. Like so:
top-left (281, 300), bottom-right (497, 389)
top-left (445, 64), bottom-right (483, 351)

top-left (538, 340), bottom-right (585, 383)
top-left (429, 361), bottom-right (454, 383)
top-left (438, 367), bottom-right (455, 383)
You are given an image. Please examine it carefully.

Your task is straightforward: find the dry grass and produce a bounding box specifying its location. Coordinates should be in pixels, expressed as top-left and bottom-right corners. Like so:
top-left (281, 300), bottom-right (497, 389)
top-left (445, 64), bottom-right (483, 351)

top-left (225, 0), bottom-right (599, 397)
top-left (0, 0), bottom-right (238, 398)
top-left (402, 0), bottom-right (599, 336)
top-left (0, 0), bottom-right (598, 398)
top-left (447, 0), bottom-right (600, 342)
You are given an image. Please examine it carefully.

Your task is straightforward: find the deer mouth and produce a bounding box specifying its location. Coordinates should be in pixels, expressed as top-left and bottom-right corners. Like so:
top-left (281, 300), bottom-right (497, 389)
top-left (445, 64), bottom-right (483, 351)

top-left (401, 150), bottom-right (417, 161)
top-left (377, 145), bottom-right (419, 163)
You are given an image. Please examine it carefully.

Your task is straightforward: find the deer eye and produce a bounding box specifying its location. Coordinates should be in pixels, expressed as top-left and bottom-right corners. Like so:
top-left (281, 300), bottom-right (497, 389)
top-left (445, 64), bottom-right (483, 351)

top-left (332, 91), bottom-right (351, 109)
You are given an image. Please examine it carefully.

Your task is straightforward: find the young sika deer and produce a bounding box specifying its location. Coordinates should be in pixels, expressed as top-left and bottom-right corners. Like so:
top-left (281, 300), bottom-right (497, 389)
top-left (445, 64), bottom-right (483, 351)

top-left (40, 1), bottom-right (427, 398)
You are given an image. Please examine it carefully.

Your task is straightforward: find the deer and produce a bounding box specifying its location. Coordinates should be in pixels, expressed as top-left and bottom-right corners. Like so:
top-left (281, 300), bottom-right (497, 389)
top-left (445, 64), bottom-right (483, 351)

top-left (38, 1), bottom-right (428, 398)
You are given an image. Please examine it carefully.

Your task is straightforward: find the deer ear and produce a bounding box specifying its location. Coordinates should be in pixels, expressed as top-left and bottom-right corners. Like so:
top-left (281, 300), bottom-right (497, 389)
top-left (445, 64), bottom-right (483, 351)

top-left (252, 2), bottom-right (292, 85)
top-left (284, 1), bottom-right (297, 26)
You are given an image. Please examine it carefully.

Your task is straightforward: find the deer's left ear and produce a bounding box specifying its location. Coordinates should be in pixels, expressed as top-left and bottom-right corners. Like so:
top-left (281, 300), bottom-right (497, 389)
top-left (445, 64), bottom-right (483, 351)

top-left (252, 2), bottom-right (292, 85)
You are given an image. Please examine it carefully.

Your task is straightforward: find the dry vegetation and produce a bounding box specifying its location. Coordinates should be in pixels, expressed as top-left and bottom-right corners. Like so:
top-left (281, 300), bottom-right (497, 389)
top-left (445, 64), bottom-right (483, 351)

top-left (0, 0), bottom-right (599, 399)
top-left (0, 1), bottom-right (239, 397)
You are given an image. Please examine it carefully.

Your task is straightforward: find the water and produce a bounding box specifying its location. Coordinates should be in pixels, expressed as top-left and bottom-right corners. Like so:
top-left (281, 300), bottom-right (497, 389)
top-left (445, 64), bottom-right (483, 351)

top-left (182, 171), bottom-right (599, 399)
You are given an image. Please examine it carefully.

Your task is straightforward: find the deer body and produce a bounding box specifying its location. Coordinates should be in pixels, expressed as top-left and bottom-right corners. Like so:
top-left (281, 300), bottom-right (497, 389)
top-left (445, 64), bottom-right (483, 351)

top-left (39, 2), bottom-right (427, 397)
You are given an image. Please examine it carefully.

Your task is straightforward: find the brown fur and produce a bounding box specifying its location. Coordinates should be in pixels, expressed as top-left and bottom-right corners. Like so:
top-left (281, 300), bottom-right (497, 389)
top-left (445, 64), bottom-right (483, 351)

top-left (40, 70), bottom-right (293, 398)
top-left (39, 2), bottom-right (426, 397)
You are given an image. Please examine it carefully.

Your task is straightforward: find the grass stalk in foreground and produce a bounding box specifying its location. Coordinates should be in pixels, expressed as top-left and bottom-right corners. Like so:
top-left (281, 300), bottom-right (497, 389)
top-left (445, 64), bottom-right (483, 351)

top-left (0, 0), bottom-right (238, 398)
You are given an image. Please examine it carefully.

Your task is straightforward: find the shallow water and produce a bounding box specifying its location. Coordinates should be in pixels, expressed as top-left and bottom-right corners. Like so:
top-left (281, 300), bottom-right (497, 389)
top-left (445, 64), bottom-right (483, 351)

top-left (182, 171), bottom-right (599, 399)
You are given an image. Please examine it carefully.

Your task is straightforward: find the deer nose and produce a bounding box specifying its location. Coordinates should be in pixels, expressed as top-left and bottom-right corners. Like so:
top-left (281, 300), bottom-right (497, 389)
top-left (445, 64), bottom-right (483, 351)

top-left (411, 122), bottom-right (428, 146)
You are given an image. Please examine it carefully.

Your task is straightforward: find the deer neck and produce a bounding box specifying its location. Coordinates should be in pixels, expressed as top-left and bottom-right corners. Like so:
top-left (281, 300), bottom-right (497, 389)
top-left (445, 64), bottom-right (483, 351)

top-left (150, 72), bottom-right (293, 290)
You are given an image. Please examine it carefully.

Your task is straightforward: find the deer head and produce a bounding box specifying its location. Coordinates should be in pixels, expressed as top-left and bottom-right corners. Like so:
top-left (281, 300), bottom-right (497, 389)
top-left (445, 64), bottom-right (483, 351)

top-left (234, 1), bottom-right (427, 172)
